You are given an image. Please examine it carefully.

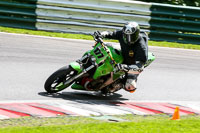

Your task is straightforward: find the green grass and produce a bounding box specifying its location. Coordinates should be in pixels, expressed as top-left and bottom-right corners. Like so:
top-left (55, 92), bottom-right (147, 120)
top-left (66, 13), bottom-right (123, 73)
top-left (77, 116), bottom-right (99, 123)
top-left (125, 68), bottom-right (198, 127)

top-left (1, 26), bottom-right (200, 50)
top-left (148, 41), bottom-right (200, 50)
top-left (0, 115), bottom-right (200, 133)
top-left (0, 116), bottom-right (99, 128)
top-left (0, 26), bottom-right (93, 40)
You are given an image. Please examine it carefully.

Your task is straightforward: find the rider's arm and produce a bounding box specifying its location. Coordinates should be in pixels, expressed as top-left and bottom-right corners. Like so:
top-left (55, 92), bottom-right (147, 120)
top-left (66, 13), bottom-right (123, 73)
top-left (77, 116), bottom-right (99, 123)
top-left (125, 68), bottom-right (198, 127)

top-left (127, 61), bottom-right (145, 74)
top-left (118, 61), bottom-right (144, 74)
top-left (135, 34), bottom-right (148, 64)
top-left (117, 34), bottom-right (148, 74)
top-left (101, 30), bottom-right (120, 40)
top-left (128, 34), bottom-right (148, 73)
top-left (116, 62), bottom-right (145, 75)
top-left (100, 30), bottom-right (121, 49)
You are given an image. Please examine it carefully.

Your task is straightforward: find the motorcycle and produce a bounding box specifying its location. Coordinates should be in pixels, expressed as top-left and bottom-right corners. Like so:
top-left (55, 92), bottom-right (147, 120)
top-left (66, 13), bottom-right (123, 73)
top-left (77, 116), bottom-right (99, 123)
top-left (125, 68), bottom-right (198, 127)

top-left (44, 32), bottom-right (155, 95)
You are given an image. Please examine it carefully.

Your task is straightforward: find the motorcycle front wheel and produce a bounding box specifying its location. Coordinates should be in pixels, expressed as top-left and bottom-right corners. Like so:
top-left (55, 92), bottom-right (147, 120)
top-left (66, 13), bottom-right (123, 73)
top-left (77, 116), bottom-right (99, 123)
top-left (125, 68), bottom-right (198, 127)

top-left (44, 65), bottom-right (77, 93)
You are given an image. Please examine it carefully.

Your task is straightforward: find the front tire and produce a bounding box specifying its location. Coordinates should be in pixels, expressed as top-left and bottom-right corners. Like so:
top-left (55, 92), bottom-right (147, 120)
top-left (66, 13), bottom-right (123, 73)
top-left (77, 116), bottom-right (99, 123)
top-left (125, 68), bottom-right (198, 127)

top-left (44, 65), bottom-right (77, 93)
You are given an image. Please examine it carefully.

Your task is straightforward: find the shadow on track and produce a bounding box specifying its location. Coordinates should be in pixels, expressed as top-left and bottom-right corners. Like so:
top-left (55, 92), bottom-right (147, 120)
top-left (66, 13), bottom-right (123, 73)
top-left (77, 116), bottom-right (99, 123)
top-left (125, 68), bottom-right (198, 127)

top-left (38, 91), bottom-right (129, 107)
top-left (38, 91), bottom-right (132, 116)
top-left (38, 91), bottom-right (128, 101)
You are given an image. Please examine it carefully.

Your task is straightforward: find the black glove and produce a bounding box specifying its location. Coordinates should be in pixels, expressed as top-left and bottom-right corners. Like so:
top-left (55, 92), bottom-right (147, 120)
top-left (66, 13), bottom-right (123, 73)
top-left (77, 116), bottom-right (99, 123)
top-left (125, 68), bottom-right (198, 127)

top-left (115, 63), bottom-right (129, 72)
top-left (93, 31), bottom-right (102, 40)
top-left (129, 62), bottom-right (144, 73)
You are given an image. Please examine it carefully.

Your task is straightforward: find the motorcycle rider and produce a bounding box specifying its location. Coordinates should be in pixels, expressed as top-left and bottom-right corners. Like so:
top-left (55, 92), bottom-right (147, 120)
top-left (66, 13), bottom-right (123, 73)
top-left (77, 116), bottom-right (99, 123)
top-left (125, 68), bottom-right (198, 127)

top-left (97, 21), bottom-right (148, 93)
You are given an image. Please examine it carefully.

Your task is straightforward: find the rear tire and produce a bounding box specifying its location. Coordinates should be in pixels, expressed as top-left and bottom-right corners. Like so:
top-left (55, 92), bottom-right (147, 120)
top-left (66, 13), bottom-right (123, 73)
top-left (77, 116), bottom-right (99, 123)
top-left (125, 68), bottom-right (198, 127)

top-left (44, 65), bottom-right (77, 93)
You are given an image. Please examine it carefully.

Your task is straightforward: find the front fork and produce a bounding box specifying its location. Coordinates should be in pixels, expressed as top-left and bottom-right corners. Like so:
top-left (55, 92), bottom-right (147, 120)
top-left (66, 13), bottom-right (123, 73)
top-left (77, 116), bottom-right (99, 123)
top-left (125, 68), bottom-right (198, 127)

top-left (64, 54), bottom-right (96, 86)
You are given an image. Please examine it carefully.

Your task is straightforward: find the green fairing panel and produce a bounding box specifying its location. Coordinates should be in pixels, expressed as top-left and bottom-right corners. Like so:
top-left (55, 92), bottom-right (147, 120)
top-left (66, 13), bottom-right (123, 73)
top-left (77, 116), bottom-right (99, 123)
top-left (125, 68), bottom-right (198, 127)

top-left (91, 43), bottom-right (124, 80)
top-left (93, 58), bottom-right (113, 79)
top-left (70, 62), bottom-right (82, 73)
top-left (144, 52), bottom-right (155, 67)
top-left (113, 71), bottom-right (125, 81)
top-left (71, 83), bottom-right (85, 90)
top-left (108, 46), bottom-right (123, 64)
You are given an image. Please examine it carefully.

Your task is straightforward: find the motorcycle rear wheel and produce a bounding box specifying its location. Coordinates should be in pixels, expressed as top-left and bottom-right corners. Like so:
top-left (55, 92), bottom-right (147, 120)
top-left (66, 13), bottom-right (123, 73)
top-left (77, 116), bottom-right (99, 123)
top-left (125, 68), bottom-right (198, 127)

top-left (44, 65), bottom-right (76, 93)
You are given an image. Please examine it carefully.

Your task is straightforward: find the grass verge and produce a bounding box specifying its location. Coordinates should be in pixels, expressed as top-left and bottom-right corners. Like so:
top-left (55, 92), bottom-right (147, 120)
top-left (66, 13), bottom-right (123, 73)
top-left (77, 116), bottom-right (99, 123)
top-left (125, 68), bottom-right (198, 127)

top-left (0, 26), bottom-right (200, 50)
top-left (0, 115), bottom-right (200, 133)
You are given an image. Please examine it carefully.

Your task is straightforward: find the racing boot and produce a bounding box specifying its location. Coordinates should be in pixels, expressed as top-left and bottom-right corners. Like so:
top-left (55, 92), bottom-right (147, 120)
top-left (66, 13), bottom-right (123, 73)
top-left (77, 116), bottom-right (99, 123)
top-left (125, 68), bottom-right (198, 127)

top-left (124, 75), bottom-right (138, 93)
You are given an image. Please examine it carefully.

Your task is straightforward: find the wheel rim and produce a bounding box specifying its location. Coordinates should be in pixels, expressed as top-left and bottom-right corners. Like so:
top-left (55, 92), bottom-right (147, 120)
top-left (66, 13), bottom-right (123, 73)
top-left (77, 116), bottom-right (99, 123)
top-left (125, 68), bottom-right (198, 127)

top-left (50, 70), bottom-right (76, 92)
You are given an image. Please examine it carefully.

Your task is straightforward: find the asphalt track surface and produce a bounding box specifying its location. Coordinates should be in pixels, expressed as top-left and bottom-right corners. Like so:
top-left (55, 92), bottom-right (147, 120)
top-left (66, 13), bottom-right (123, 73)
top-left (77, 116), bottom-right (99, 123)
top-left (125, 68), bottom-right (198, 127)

top-left (0, 32), bottom-right (200, 102)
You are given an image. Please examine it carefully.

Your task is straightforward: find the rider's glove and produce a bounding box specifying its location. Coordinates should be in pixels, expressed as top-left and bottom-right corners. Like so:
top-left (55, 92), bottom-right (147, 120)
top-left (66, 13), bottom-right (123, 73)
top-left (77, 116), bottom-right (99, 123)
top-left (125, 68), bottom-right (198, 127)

top-left (115, 63), bottom-right (129, 72)
top-left (129, 62), bottom-right (144, 73)
top-left (93, 31), bottom-right (102, 40)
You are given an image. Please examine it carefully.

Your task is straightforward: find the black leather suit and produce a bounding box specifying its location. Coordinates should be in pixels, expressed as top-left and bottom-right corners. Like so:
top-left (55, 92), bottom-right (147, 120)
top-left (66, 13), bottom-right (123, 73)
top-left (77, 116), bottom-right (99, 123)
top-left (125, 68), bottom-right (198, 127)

top-left (102, 30), bottom-right (148, 70)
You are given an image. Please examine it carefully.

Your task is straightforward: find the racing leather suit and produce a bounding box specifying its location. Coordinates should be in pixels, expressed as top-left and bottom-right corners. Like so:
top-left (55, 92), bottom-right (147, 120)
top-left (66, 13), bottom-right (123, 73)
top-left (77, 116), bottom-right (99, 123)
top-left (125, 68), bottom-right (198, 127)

top-left (101, 30), bottom-right (148, 92)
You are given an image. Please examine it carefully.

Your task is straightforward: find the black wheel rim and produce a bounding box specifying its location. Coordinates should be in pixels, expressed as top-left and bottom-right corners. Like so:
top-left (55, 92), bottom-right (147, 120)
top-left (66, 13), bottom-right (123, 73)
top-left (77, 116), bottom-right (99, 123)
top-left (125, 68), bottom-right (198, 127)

top-left (50, 70), bottom-right (76, 91)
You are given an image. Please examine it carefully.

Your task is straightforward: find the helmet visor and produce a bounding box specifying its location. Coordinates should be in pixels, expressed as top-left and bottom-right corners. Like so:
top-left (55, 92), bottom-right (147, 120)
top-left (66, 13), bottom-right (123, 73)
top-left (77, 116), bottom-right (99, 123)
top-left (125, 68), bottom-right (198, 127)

top-left (123, 33), bottom-right (139, 44)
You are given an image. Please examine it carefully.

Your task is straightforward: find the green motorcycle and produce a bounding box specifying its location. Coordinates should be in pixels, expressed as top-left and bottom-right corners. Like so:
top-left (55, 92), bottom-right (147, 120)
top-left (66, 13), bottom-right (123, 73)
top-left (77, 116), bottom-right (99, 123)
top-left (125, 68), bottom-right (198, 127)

top-left (44, 33), bottom-right (155, 95)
